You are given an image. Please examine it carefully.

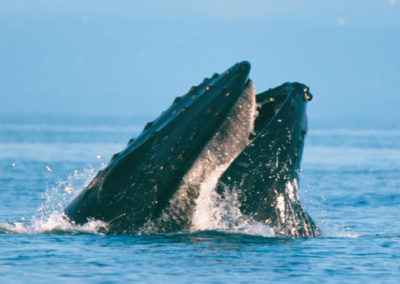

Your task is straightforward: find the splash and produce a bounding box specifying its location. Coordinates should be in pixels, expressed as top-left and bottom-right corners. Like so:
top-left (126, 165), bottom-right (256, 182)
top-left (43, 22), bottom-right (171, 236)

top-left (191, 176), bottom-right (275, 237)
top-left (0, 166), bottom-right (108, 235)
top-left (0, 212), bottom-right (108, 235)
top-left (1, 159), bottom-right (273, 237)
top-left (2, 162), bottom-right (318, 238)
top-left (316, 220), bottom-right (360, 239)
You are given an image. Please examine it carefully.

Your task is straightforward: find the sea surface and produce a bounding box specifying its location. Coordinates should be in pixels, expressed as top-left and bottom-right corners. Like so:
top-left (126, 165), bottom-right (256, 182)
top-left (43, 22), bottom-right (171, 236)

top-left (0, 112), bottom-right (399, 283)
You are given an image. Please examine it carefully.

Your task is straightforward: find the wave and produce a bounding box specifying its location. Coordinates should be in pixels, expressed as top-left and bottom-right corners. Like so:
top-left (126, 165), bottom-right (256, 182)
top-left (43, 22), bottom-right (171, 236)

top-left (0, 123), bottom-right (142, 133)
top-left (311, 128), bottom-right (400, 137)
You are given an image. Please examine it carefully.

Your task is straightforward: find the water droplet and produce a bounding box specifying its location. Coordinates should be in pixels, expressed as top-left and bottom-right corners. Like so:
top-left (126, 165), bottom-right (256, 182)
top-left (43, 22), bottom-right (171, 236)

top-left (96, 155), bottom-right (104, 159)
top-left (63, 186), bottom-right (73, 194)
top-left (11, 163), bottom-right (16, 167)
top-left (45, 165), bottom-right (53, 174)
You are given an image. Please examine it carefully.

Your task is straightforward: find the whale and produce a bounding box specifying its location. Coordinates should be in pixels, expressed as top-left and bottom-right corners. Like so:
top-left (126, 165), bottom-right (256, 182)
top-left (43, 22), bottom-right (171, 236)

top-left (64, 61), bottom-right (320, 237)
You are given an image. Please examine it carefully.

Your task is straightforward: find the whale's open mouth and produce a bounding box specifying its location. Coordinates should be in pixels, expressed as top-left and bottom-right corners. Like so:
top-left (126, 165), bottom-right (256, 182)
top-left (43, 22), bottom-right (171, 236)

top-left (254, 89), bottom-right (289, 135)
top-left (64, 61), bottom-right (319, 238)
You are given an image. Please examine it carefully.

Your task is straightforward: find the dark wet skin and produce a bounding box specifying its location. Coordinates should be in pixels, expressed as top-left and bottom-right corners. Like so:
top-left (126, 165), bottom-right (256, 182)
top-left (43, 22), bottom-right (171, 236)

top-left (216, 83), bottom-right (319, 237)
top-left (65, 61), bottom-right (319, 237)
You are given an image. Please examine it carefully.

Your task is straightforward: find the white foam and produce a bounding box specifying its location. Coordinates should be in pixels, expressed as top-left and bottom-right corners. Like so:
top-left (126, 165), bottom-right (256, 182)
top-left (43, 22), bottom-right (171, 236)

top-left (317, 221), bottom-right (361, 239)
top-left (0, 166), bottom-right (108, 235)
top-left (192, 184), bottom-right (275, 237)
top-left (286, 181), bottom-right (295, 201)
top-left (332, 232), bottom-right (361, 238)
top-left (276, 194), bottom-right (286, 221)
top-left (0, 212), bottom-right (107, 235)
top-left (191, 165), bottom-right (229, 230)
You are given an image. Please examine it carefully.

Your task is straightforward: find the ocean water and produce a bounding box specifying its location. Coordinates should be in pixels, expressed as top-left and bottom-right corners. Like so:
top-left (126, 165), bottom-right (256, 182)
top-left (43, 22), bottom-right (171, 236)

top-left (0, 112), bottom-right (399, 283)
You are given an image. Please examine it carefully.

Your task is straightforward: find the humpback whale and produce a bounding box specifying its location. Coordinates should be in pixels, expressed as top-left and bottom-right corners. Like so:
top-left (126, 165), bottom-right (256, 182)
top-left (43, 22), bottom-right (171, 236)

top-left (65, 61), bottom-right (320, 237)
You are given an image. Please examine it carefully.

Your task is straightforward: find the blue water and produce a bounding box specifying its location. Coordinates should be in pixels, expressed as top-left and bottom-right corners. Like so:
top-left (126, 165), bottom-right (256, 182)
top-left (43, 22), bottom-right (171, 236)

top-left (1, 113), bottom-right (399, 283)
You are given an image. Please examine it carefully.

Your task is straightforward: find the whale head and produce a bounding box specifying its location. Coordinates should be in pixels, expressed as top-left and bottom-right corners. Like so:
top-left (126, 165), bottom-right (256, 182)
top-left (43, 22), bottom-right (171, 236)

top-left (65, 61), bottom-right (319, 237)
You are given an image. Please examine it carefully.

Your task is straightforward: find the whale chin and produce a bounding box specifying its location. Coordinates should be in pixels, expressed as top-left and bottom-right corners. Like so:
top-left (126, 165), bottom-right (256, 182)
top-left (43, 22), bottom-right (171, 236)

top-left (64, 61), bottom-right (320, 238)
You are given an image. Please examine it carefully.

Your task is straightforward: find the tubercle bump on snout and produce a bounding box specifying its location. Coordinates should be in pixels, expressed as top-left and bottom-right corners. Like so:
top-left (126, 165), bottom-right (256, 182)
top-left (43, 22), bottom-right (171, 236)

top-left (303, 87), bottom-right (313, 102)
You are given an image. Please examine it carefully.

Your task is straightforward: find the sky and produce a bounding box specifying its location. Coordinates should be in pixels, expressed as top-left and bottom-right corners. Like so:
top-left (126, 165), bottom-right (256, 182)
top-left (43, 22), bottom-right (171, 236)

top-left (1, 0), bottom-right (399, 124)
